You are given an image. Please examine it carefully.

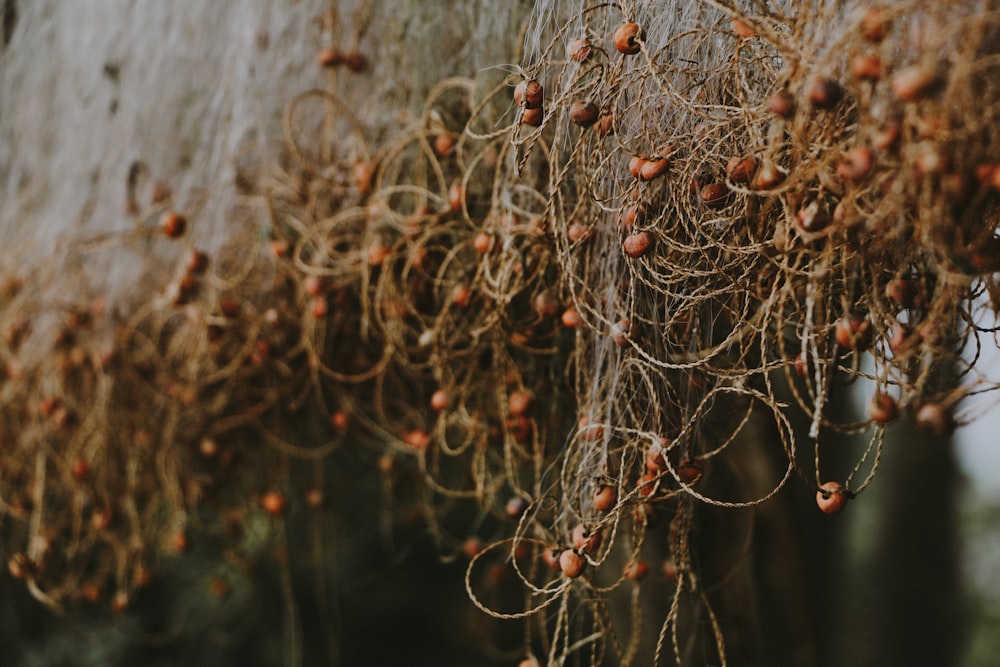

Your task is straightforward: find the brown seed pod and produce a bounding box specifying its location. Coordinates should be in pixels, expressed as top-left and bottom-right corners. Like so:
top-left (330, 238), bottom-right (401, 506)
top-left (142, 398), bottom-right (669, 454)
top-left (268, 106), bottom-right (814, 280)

top-left (871, 124), bottom-right (901, 151)
top-left (342, 50), bottom-right (366, 72)
top-left (534, 290), bottom-right (561, 318)
top-left (513, 79), bottom-right (544, 109)
top-left (559, 549), bottom-right (586, 578)
top-left (851, 53), bottom-right (883, 81)
top-left (403, 429), bottom-right (432, 451)
top-left (914, 143), bottom-right (949, 176)
top-left (835, 314), bottom-right (873, 350)
top-left (448, 182), bottom-right (464, 212)
top-left (619, 202), bottom-right (649, 232)
top-left (796, 200), bottom-right (830, 233)
top-left (317, 47), bottom-right (341, 68)
top-left (160, 212), bottom-right (187, 239)
top-left (508, 390), bottom-right (533, 416)
top-left (837, 146), bottom-right (874, 182)
top-left (473, 232), bottom-right (493, 254)
top-left (766, 90), bottom-right (795, 118)
top-left (185, 249), bottom-right (209, 275)
top-left (639, 156), bottom-right (670, 181)
top-left (571, 524), bottom-right (602, 552)
top-left (367, 242), bottom-right (391, 267)
top-left (726, 155), bottom-right (758, 183)
top-left (610, 318), bottom-right (631, 346)
top-left (808, 77), bottom-right (844, 108)
top-left (637, 472), bottom-right (658, 497)
top-left (261, 491), bottom-right (286, 516)
top-left (430, 389), bottom-right (450, 411)
top-left (677, 458), bottom-right (704, 484)
top-left (892, 65), bottom-right (938, 101)
top-left (753, 162), bottom-right (787, 190)
top-left (433, 133), bottom-right (456, 157)
top-left (567, 223), bottom-right (592, 242)
top-left (569, 100), bottom-right (599, 127)
top-left (353, 161), bottom-right (375, 194)
top-left (613, 22), bottom-right (643, 55)
top-left (915, 402), bottom-right (954, 437)
top-left (596, 111), bottom-right (614, 136)
top-left (700, 182), bottom-right (730, 208)
top-left (505, 496), bottom-right (527, 518)
top-left (731, 18), bottom-right (756, 38)
top-left (567, 37), bottom-right (592, 62)
top-left (623, 231), bottom-right (654, 258)
top-left (793, 352), bottom-right (810, 378)
top-left (452, 284), bottom-right (472, 308)
top-left (868, 392), bottom-right (899, 424)
top-left (521, 106), bottom-right (544, 127)
top-left (593, 485), bottom-right (617, 512)
top-left (542, 547), bottom-right (562, 572)
top-left (860, 7), bottom-right (888, 43)
top-left (816, 481), bottom-right (848, 514)
top-left (561, 307), bottom-right (583, 328)
top-left (628, 154), bottom-right (648, 179)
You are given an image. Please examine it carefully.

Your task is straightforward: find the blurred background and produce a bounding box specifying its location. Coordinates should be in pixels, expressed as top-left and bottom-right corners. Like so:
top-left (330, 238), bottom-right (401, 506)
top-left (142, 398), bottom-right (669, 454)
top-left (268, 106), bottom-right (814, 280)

top-left (2, 1), bottom-right (999, 665)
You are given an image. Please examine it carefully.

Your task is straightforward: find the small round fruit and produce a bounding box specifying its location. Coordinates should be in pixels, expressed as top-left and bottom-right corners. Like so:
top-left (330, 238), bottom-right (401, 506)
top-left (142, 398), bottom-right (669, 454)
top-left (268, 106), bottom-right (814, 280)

top-left (753, 162), bottom-right (786, 189)
top-left (765, 90), bottom-right (795, 118)
top-left (473, 232), bottom-right (493, 254)
top-left (816, 481), bottom-right (848, 514)
top-left (71, 458), bottom-right (91, 481)
top-left (569, 100), bottom-right (599, 127)
top-left (808, 77), bottom-right (844, 109)
top-left (433, 133), bottom-right (456, 157)
top-left (505, 496), bottom-right (528, 518)
top-left (915, 402), bottom-right (954, 437)
top-left (572, 524), bottom-right (602, 552)
top-left (677, 458), bottom-right (704, 484)
top-left (160, 212), bottom-right (187, 239)
top-left (342, 51), bottom-right (366, 72)
top-left (639, 156), bottom-right (670, 181)
top-left (317, 47), bottom-right (341, 68)
top-left (561, 307), bottom-right (583, 328)
top-left (534, 290), bottom-right (561, 318)
top-left (462, 537), bottom-right (482, 559)
top-left (430, 389), bottom-right (451, 411)
top-left (623, 231), bottom-right (654, 258)
top-left (541, 547), bottom-right (562, 571)
top-left (261, 491), bottom-right (286, 516)
top-left (567, 223), bottom-right (592, 242)
top-left (836, 315), bottom-right (873, 350)
top-left (513, 79), bottom-right (544, 109)
top-left (306, 489), bottom-right (325, 508)
top-left (593, 485), bottom-right (616, 512)
top-left (731, 18), bottom-right (756, 38)
top-left (700, 182), bottom-right (729, 208)
top-left (508, 390), bottom-right (533, 416)
top-left (793, 352), bottom-right (810, 378)
top-left (402, 429), bottom-right (432, 450)
top-left (521, 106), bottom-right (544, 127)
top-left (892, 66), bottom-right (937, 102)
top-left (613, 23), bottom-right (643, 55)
top-left (726, 155), bottom-right (757, 183)
top-left (851, 53), bottom-right (883, 81)
top-left (559, 549), bottom-right (586, 578)
top-left (859, 7), bottom-right (888, 43)
top-left (610, 318), bottom-right (631, 346)
top-left (624, 560), bottom-right (650, 581)
top-left (868, 392), bottom-right (899, 424)
top-left (837, 147), bottom-right (874, 182)
top-left (567, 37), bottom-right (592, 62)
